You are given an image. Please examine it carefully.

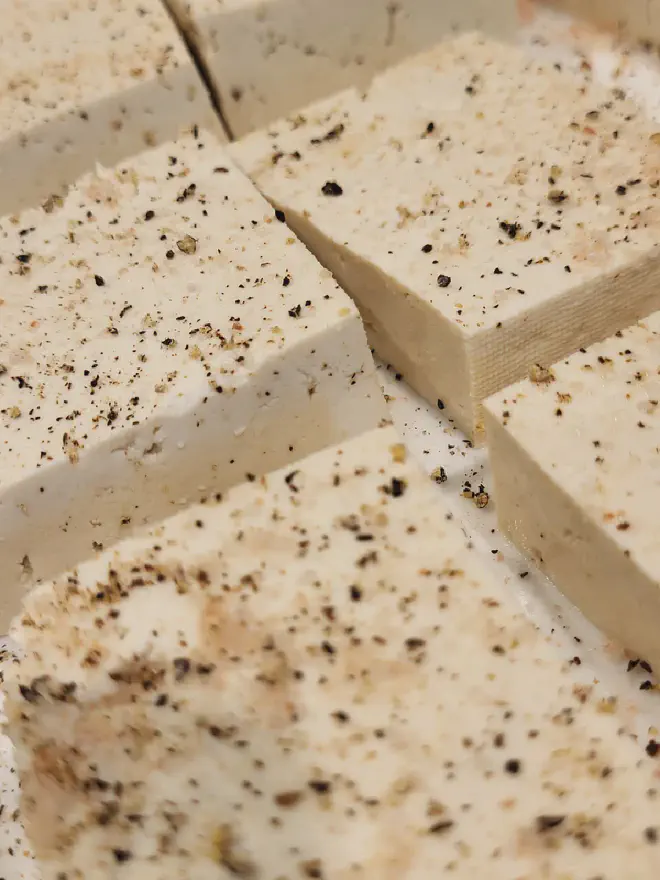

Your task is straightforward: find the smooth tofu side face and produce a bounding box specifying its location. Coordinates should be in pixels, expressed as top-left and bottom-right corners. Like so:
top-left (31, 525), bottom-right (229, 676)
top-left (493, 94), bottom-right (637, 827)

top-left (0, 129), bottom-right (386, 628)
top-left (7, 425), bottom-right (660, 879)
top-left (173, 0), bottom-right (519, 137)
top-left (265, 196), bottom-right (477, 431)
top-left (233, 33), bottom-right (660, 438)
top-left (0, 0), bottom-right (219, 216)
top-left (484, 313), bottom-right (660, 669)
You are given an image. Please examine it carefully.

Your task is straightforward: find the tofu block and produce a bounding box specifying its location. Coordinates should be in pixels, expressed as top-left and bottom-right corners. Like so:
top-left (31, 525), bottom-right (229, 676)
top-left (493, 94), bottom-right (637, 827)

top-left (0, 128), bottom-right (385, 629)
top-left (0, 0), bottom-right (219, 216)
top-left (6, 425), bottom-right (660, 879)
top-left (485, 311), bottom-right (660, 670)
top-left (233, 32), bottom-right (660, 439)
top-left (169, 0), bottom-right (518, 137)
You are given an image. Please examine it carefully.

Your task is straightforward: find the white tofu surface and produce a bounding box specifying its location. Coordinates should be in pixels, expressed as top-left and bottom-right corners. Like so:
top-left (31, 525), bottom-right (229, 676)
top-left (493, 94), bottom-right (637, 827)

top-left (485, 311), bottom-right (660, 670)
top-left (170, 0), bottom-right (518, 137)
top-left (5, 424), bottom-right (660, 879)
top-left (233, 32), bottom-right (660, 438)
top-left (0, 0), bottom-right (218, 215)
top-left (0, 128), bottom-right (385, 629)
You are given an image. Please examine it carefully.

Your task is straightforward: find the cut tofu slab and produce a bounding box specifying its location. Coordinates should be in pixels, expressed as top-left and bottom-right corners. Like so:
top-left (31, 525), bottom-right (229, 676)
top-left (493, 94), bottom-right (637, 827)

top-left (0, 128), bottom-right (385, 630)
top-left (485, 311), bottom-right (660, 672)
top-left (168, 0), bottom-right (518, 137)
top-left (0, 0), bottom-right (219, 216)
top-left (233, 32), bottom-right (660, 440)
top-left (6, 424), bottom-right (660, 880)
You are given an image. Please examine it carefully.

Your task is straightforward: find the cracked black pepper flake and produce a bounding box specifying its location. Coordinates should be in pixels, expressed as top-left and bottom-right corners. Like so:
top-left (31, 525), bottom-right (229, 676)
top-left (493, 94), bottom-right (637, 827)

top-left (504, 758), bottom-right (522, 774)
top-left (275, 209), bottom-right (286, 222)
top-left (349, 585), bottom-right (362, 601)
top-left (19, 684), bottom-right (40, 703)
top-left (547, 189), bottom-right (568, 203)
top-left (288, 304), bottom-right (301, 318)
top-left (437, 274), bottom-right (451, 287)
top-left (311, 123), bottom-right (345, 145)
top-left (274, 790), bottom-right (304, 808)
top-left (384, 477), bottom-right (407, 497)
top-left (300, 859), bottom-right (323, 878)
top-left (94, 274), bottom-right (105, 287)
top-left (321, 180), bottom-right (343, 196)
top-left (113, 849), bottom-right (133, 863)
top-left (646, 739), bottom-right (659, 757)
top-left (428, 820), bottom-right (454, 834)
top-left (536, 815), bottom-right (565, 832)
top-left (421, 243), bottom-right (433, 253)
top-left (616, 184), bottom-right (627, 195)
top-left (284, 470), bottom-right (300, 492)
top-left (499, 220), bottom-right (521, 239)
top-left (437, 399), bottom-right (445, 410)
top-left (308, 780), bottom-right (331, 794)
top-left (144, 209), bottom-right (155, 221)
top-left (173, 657), bottom-right (191, 681)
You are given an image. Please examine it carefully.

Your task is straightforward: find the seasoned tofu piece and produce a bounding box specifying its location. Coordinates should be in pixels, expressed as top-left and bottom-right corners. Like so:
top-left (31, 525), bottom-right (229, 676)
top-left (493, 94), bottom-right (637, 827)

top-left (485, 311), bottom-right (660, 670)
top-left (168, 0), bottom-right (518, 137)
top-left (0, 128), bottom-right (385, 628)
top-left (0, 0), bottom-right (218, 215)
top-left (5, 425), bottom-right (660, 880)
top-left (233, 32), bottom-right (660, 439)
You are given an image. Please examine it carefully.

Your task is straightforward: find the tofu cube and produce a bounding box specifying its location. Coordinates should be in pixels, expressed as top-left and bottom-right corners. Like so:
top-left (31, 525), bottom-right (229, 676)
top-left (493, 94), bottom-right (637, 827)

top-left (0, 128), bottom-right (385, 628)
top-left (5, 425), bottom-right (660, 879)
top-left (485, 310), bottom-right (660, 670)
top-left (233, 33), bottom-right (660, 439)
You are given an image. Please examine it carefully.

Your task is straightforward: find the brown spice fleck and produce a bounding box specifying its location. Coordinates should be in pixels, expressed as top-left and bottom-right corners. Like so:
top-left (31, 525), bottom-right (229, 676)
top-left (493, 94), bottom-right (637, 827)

top-left (177, 234), bottom-right (197, 255)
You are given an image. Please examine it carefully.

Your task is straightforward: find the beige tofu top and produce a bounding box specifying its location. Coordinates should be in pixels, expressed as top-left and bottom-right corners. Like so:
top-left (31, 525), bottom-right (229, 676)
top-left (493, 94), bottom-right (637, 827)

top-left (0, 0), bottom-right (189, 139)
top-left (0, 128), bottom-right (359, 494)
top-left (485, 311), bottom-right (660, 585)
top-left (234, 32), bottom-right (660, 336)
top-left (6, 425), bottom-right (660, 878)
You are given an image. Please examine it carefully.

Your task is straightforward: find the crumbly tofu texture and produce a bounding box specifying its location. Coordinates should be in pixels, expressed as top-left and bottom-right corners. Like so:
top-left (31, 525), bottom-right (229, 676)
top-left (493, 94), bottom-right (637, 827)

top-left (0, 128), bottom-right (385, 628)
top-left (233, 32), bottom-right (660, 439)
top-left (169, 0), bottom-right (518, 137)
top-left (0, 0), bottom-right (218, 215)
top-left (484, 311), bottom-right (660, 670)
top-left (6, 425), bottom-right (660, 880)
